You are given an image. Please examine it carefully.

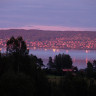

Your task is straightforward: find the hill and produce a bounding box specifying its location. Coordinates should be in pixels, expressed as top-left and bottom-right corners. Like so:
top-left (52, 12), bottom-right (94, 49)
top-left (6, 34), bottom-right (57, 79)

top-left (0, 29), bottom-right (96, 49)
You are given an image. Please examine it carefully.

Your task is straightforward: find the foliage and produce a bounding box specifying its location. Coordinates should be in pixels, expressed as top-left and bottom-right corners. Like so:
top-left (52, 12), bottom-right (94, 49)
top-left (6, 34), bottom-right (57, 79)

top-left (6, 36), bottom-right (29, 55)
top-left (86, 61), bottom-right (96, 78)
top-left (0, 36), bottom-right (50, 96)
top-left (47, 57), bottom-right (55, 68)
top-left (33, 55), bottom-right (44, 67)
top-left (0, 53), bottom-right (50, 96)
top-left (54, 53), bottom-right (72, 70)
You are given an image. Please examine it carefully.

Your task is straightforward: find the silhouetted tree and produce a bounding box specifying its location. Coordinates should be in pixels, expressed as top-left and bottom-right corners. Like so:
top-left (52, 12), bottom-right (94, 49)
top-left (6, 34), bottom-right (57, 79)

top-left (54, 53), bottom-right (72, 70)
top-left (87, 61), bottom-right (93, 70)
top-left (6, 36), bottom-right (29, 55)
top-left (47, 57), bottom-right (54, 68)
top-left (32, 55), bottom-right (44, 67)
top-left (86, 61), bottom-right (93, 78)
top-left (93, 60), bottom-right (96, 68)
top-left (0, 36), bottom-right (51, 96)
top-left (37, 58), bottom-right (44, 67)
top-left (0, 53), bottom-right (50, 96)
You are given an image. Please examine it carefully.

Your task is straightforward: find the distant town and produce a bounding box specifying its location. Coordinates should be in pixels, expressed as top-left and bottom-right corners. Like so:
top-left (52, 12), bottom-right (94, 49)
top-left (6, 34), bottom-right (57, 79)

top-left (0, 29), bottom-right (96, 50)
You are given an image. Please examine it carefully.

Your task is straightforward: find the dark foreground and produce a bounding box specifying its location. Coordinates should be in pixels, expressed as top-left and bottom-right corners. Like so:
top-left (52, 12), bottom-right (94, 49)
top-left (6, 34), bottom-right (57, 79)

top-left (0, 53), bottom-right (96, 96)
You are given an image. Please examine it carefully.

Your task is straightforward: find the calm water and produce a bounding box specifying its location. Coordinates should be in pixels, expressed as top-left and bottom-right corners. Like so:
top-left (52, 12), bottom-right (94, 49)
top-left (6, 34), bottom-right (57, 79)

top-left (1, 48), bottom-right (96, 69)
top-left (29, 48), bottom-right (96, 69)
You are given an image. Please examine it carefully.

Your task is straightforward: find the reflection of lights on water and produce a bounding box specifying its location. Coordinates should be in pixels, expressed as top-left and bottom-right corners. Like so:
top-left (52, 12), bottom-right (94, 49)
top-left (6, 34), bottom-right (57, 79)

top-left (85, 50), bottom-right (90, 53)
top-left (52, 49), bottom-right (60, 52)
top-left (53, 49), bottom-right (56, 52)
top-left (0, 48), bottom-right (1, 51)
top-left (33, 47), bottom-right (36, 50)
top-left (57, 49), bottom-right (60, 52)
top-left (86, 57), bottom-right (88, 64)
top-left (44, 49), bottom-right (47, 51)
top-left (66, 50), bottom-right (68, 53)
top-left (73, 58), bottom-right (76, 62)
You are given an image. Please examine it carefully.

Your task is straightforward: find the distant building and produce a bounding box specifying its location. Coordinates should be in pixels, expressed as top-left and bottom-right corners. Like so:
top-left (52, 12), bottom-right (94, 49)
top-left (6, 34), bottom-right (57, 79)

top-left (62, 69), bottom-right (73, 72)
top-left (62, 66), bottom-right (78, 72)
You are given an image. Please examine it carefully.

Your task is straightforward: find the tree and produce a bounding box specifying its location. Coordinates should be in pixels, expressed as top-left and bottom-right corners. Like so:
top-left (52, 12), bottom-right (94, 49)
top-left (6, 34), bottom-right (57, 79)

top-left (93, 60), bottom-right (96, 68)
top-left (47, 57), bottom-right (54, 68)
top-left (6, 36), bottom-right (29, 55)
top-left (0, 50), bottom-right (50, 96)
top-left (86, 61), bottom-right (93, 77)
top-left (37, 58), bottom-right (44, 67)
top-left (32, 55), bottom-right (44, 67)
top-left (54, 53), bottom-right (72, 70)
top-left (87, 61), bottom-right (93, 70)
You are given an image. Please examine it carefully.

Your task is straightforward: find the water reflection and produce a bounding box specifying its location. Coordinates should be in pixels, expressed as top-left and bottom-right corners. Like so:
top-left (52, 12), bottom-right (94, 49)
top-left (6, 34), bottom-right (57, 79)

top-left (85, 50), bottom-right (90, 53)
top-left (52, 49), bottom-right (60, 52)
top-left (44, 49), bottom-right (47, 51)
top-left (29, 48), bottom-right (96, 69)
top-left (73, 57), bottom-right (76, 63)
top-left (0, 48), bottom-right (96, 70)
top-left (66, 50), bottom-right (69, 53)
top-left (0, 48), bottom-right (2, 51)
top-left (53, 49), bottom-right (56, 52)
top-left (56, 49), bottom-right (60, 52)
top-left (86, 57), bottom-right (88, 64)
top-left (33, 47), bottom-right (36, 50)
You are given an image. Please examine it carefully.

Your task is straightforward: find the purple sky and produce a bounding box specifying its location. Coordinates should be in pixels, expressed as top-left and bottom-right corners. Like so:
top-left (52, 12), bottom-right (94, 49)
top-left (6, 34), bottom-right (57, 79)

top-left (0, 0), bottom-right (96, 31)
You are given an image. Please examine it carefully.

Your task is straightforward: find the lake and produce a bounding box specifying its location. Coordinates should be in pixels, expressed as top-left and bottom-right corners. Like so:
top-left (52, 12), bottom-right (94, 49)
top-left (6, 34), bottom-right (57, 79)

top-left (1, 48), bottom-right (96, 69)
top-left (29, 48), bottom-right (96, 69)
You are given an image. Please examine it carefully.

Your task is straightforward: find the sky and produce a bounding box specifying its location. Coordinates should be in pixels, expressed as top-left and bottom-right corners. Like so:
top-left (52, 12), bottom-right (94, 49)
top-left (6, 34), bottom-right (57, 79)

top-left (0, 0), bottom-right (96, 31)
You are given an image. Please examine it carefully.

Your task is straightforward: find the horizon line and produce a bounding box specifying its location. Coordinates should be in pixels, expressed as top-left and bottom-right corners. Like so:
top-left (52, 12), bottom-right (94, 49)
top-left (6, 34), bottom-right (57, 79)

top-left (0, 25), bottom-right (96, 31)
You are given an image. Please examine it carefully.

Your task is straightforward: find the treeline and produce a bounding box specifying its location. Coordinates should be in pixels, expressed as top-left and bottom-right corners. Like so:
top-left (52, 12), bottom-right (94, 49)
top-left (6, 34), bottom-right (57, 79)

top-left (0, 36), bottom-right (96, 96)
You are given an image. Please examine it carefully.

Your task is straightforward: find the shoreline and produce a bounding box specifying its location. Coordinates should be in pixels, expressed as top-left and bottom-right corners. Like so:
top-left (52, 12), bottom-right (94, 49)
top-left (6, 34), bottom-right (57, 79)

top-left (1, 47), bottom-right (96, 51)
top-left (28, 47), bottom-right (96, 51)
